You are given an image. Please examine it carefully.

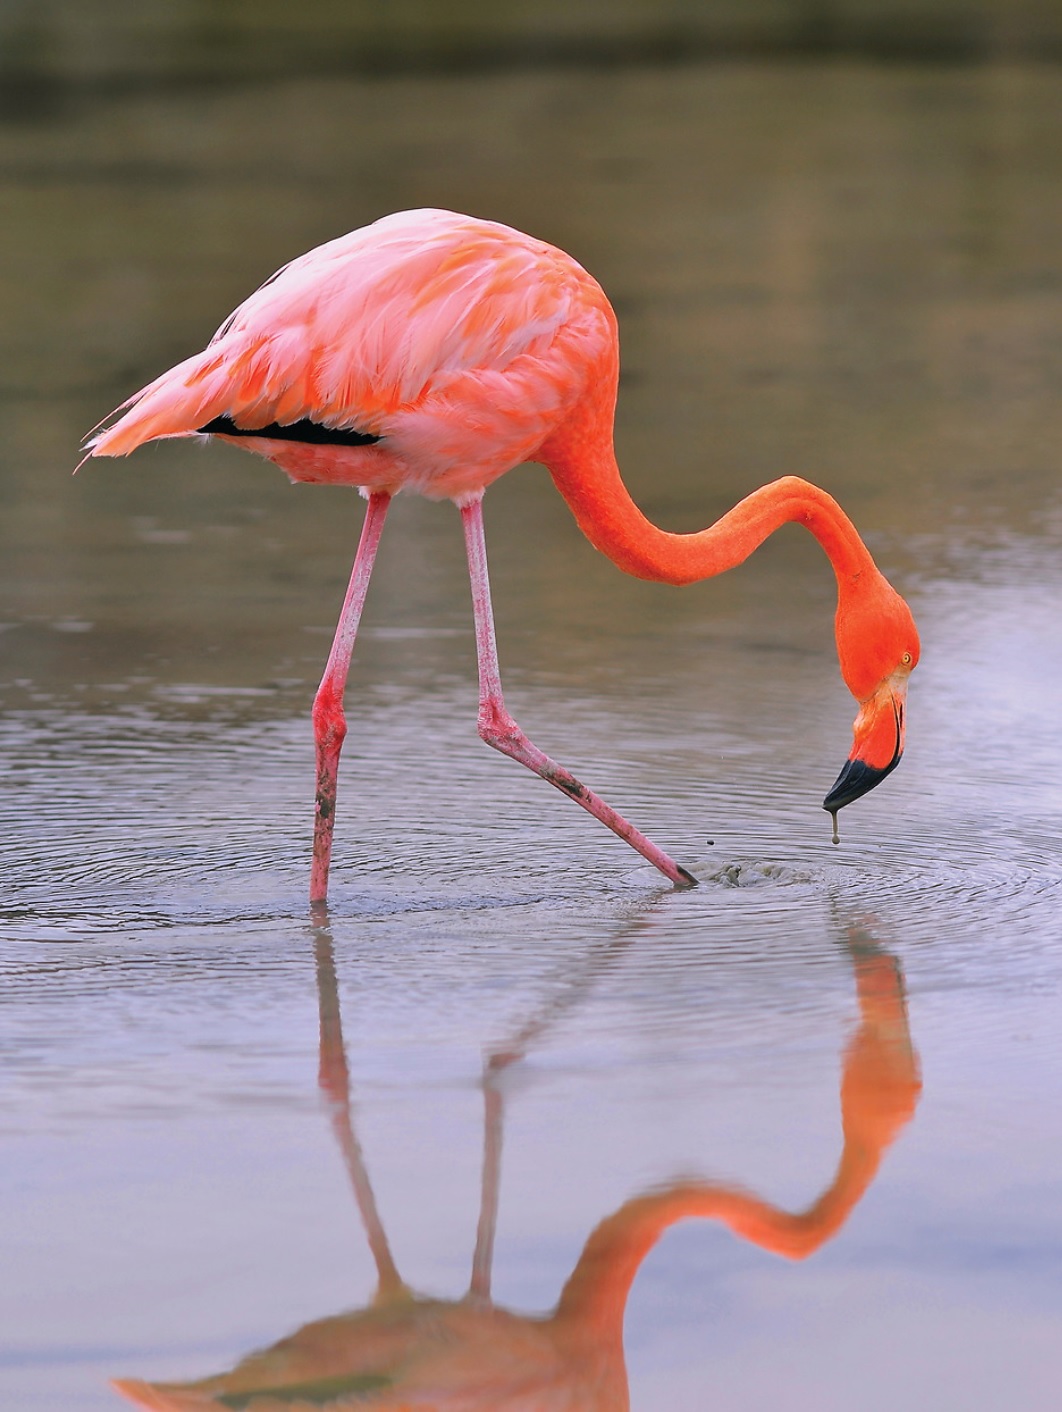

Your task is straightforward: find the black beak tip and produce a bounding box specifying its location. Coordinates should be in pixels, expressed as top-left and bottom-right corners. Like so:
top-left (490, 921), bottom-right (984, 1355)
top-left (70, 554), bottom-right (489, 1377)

top-left (823, 754), bottom-right (901, 812)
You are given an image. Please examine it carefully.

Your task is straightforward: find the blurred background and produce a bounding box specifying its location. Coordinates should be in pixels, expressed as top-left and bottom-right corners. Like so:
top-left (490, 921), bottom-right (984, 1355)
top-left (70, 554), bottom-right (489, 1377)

top-left (4, 0), bottom-right (1062, 91)
top-left (2, 4), bottom-right (1062, 1411)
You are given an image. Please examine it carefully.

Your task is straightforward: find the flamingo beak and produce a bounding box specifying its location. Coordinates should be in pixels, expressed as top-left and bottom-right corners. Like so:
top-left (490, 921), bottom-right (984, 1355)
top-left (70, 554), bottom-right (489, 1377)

top-left (823, 676), bottom-right (907, 813)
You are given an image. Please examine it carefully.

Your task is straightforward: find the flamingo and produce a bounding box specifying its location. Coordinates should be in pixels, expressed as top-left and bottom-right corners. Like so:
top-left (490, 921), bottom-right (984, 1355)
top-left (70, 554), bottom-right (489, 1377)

top-left (85, 209), bottom-right (920, 901)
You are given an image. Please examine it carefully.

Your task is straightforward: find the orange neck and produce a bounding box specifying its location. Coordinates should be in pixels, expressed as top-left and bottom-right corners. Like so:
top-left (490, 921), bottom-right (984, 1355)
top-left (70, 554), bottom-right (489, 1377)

top-left (539, 390), bottom-right (878, 591)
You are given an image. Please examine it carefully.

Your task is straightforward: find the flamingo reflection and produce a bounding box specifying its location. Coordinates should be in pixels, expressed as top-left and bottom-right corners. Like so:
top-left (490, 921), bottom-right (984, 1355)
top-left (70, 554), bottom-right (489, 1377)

top-left (113, 924), bottom-right (920, 1411)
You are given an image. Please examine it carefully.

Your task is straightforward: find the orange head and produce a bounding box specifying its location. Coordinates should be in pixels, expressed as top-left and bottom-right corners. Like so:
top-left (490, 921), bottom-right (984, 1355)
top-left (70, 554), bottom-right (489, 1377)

top-left (824, 569), bottom-right (920, 815)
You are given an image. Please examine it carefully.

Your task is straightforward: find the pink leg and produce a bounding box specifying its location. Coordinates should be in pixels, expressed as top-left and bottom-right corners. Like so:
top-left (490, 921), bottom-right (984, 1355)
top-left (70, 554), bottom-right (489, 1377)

top-left (460, 498), bottom-right (696, 888)
top-left (310, 492), bottom-right (391, 904)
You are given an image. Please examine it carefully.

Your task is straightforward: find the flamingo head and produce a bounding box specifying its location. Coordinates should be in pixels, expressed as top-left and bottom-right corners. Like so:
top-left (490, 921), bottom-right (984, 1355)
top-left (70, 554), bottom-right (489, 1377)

top-left (824, 571), bottom-right (920, 815)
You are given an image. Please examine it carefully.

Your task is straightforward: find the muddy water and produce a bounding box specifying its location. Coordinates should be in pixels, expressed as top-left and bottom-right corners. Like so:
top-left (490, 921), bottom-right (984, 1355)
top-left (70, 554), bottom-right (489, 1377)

top-left (2, 61), bottom-right (1061, 1410)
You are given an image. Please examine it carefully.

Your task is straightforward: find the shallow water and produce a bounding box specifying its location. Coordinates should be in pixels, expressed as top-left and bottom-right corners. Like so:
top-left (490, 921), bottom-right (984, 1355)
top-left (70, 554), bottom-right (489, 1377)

top-left (2, 58), bottom-right (1062, 1411)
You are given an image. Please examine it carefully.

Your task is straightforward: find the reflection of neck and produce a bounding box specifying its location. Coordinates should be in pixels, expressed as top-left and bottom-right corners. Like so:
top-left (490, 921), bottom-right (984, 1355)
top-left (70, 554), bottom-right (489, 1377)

top-left (541, 388), bottom-right (878, 588)
top-left (555, 947), bottom-right (920, 1339)
top-left (554, 1143), bottom-right (881, 1338)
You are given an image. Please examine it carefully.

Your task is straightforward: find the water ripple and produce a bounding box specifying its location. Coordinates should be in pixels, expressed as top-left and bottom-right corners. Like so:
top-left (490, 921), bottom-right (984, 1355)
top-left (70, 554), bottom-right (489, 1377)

top-left (1, 693), bottom-right (1058, 955)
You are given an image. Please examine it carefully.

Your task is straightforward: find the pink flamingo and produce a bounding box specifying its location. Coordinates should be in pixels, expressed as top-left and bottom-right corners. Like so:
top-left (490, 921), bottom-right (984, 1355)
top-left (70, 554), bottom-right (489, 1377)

top-left (86, 209), bottom-right (920, 901)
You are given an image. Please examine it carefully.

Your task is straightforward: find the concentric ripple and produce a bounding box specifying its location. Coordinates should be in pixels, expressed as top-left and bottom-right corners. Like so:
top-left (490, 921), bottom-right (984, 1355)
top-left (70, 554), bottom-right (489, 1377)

top-left (1, 685), bottom-right (1059, 956)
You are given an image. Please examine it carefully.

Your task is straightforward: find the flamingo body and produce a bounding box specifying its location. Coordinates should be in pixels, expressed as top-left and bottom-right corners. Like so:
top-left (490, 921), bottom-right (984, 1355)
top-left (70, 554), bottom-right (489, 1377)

top-left (87, 209), bottom-right (920, 900)
top-left (90, 209), bottom-right (611, 504)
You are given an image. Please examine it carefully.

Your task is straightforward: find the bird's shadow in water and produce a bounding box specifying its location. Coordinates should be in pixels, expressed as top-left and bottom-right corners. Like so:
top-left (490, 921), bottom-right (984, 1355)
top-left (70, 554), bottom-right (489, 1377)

top-left (111, 906), bottom-right (921, 1411)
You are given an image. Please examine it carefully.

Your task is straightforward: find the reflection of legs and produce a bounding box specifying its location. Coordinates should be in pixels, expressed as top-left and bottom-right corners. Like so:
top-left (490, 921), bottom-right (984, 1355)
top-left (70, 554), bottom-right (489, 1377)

top-left (471, 914), bottom-right (655, 1299)
top-left (459, 497), bottom-right (696, 888)
top-left (469, 915), bottom-right (654, 1303)
top-left (314, 927), bottom-right (404, 1298)
top-left (469, 1064), bottom-right (504, 1303)
top-left (311, 492), bottom-right (391, 904)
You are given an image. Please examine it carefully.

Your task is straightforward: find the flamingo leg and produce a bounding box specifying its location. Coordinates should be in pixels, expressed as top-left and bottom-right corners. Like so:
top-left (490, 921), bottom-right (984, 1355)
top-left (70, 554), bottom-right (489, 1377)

top-left (459, 497), bottom-right (696, 887)
top-left (311, 491), bottom-right (391, 903)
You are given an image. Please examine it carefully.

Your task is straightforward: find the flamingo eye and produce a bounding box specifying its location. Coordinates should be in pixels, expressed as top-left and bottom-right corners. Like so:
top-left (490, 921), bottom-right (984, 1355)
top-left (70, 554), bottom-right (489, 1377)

top-left (901, 651), bottom-right (912, 665)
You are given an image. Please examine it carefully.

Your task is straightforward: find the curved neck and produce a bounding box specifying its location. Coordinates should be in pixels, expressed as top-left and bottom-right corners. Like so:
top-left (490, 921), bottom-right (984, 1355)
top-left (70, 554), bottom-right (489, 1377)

top-left (539, 396), bottom-right (878, 590)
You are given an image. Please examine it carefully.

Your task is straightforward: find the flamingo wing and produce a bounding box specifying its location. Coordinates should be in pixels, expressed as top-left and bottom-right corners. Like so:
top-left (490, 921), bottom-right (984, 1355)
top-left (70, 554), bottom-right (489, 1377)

top-left (86, 210), bottom-right (598, 467)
